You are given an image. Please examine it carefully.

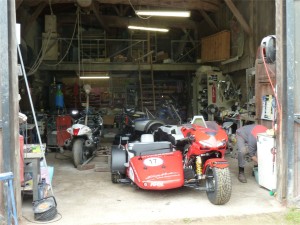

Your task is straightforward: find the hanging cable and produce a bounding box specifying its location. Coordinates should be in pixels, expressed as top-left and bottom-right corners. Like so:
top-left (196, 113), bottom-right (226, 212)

top-left (44, 8), bottom-right (79, 67)
top-left (49, 0), bottom-right (53, 15)
top-left (128, 0), bottom-right (152, 19)
top-left (261, 47), bottom-right (282, 118)
top-left (27, 0), bottom-right (55, 75)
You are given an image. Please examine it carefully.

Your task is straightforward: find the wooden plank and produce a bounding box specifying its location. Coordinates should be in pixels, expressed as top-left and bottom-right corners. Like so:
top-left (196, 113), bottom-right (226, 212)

top-left (77, 164), bottom-right (95, 171)
top-left (23, 0), bottom-right (221, 12)
top-left (201, 30), bottom-right (230, 62)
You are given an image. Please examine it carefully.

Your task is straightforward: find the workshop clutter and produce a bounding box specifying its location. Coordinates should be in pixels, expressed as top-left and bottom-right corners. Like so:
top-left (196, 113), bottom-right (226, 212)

top-left (192, 66), bottom-right (242, 122)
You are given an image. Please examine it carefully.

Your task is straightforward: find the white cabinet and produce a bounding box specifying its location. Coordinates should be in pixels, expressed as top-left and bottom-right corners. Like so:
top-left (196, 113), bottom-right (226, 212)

top-left (257, 133), bottom-right (276, 191)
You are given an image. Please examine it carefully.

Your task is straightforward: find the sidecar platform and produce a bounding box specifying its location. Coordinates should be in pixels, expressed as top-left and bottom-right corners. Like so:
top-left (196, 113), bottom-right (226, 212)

top-left (128, 141), bottom-right (172, 156)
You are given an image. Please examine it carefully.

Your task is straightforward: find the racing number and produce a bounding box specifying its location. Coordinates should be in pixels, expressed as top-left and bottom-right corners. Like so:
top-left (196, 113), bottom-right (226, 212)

top-left (144, 157), bottom-right (163, 167)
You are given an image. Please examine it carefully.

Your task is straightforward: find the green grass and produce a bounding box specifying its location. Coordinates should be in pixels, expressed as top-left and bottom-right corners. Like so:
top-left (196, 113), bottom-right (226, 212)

top-left (285, 208), bottom-right (300, 224)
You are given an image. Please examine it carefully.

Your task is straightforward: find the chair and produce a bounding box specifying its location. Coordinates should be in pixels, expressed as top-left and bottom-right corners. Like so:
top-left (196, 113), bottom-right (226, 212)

top-left (0, 172), bottom-right (18, 225)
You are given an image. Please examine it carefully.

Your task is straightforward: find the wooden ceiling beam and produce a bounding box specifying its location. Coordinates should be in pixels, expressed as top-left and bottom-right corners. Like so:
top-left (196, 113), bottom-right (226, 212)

top-left (22, 2), bottom-right (47, 36)
top-left (96, 0), bottom-right (220, 12)
top-left (224, 0), bottom-right (252, 35)
top-left (15, 0), bottom-right (23, 10)
top-left (200, 10), bottom-right (218, 32)
top-left (58, 14), bottom-right (199, 30)
top-left (22, 0), bottom-right (221, 12)
top-left (91, 1), bottom-right (109, 31)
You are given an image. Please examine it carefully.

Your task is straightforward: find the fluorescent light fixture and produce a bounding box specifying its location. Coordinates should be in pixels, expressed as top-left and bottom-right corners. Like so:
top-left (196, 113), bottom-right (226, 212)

top-left (128, 25), bottom-right (169, 32)
top-left (79, 71), bottom-right (110, 79)
top-left (136, 10), bottom-right (190, 17)
top-left (79, 76), bottom-right (110, 79)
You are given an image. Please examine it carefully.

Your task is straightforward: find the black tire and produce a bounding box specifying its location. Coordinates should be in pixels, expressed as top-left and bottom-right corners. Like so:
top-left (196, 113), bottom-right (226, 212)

top-left (72, 139), bottom-right (85, 167)
top-left (111, 145), bottom-right (127, 183)
top-left (205, 166), bottom-right (232, 205)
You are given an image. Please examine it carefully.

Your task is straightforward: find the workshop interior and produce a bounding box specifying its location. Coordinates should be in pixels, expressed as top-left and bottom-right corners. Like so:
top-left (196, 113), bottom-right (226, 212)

top-left (0, 0), bottom-right (299, 224)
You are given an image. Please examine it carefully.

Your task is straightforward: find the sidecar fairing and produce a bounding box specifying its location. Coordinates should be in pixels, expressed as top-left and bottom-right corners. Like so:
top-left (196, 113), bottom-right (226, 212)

top-left (111, 135), bottom-right (184, 190)
top-left (154, 116), bottom-right (228, 156)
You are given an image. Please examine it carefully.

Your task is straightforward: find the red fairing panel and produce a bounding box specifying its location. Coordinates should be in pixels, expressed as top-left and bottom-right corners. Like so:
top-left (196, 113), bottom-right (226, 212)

top-left (203, 158), bottom-right (229, 171)
top-left (128, 151), bottom-right (184, 190)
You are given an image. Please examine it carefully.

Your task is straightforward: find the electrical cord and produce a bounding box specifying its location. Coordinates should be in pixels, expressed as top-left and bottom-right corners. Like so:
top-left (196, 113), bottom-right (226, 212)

top-left (128, 0), bottom-right (152, 19)
top-left (261, 47), bottom-right (282, 117)
top-left (22, 212), bottom-right (62, 224)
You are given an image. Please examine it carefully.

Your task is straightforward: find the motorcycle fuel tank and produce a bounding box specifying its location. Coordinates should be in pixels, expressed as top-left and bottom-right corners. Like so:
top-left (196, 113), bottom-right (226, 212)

top-left (128, 151), bottom-right (184, 190)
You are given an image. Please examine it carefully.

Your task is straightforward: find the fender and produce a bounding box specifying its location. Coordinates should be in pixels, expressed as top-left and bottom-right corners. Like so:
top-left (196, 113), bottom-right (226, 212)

top-left (203, 158), bottom-right (229, 171)
top-left (145, 120), bottom-right (165, 133)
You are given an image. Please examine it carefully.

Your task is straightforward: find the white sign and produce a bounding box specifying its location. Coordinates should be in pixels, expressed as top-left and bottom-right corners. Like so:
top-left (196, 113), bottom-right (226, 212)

top-left (143, 157), bottom-right (163, 167)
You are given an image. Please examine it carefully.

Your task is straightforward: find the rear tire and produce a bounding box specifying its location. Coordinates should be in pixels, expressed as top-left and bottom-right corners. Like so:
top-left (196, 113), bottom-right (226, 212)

top-left (72, 139), bottom-right (85, 167)
top-left (205, 166), bottom-right (232, 205)
top-left (111, 145), bottom-right (127, 183)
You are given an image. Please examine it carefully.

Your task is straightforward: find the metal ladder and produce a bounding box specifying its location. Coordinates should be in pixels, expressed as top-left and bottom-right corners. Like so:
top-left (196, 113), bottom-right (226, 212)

top-left (0, 172), bottom-right (18, 225)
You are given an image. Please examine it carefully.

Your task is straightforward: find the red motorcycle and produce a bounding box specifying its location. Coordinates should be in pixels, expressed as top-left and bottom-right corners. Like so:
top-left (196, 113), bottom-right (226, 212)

top-left (111, 116), bottom-right (232, 205)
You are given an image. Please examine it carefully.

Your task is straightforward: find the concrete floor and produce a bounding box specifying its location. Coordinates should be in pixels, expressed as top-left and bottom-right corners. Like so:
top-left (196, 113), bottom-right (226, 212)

top-left (21, 140), bottom-right (286, 225)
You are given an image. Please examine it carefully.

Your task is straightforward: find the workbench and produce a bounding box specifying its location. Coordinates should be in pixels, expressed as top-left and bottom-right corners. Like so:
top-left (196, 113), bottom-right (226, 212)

top-left (23, 151), bottom-right (44, 201)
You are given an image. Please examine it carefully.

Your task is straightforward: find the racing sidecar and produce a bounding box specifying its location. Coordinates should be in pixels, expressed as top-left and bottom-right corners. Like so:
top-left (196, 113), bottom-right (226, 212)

top-left (111, 116), bottom-right (232, 205)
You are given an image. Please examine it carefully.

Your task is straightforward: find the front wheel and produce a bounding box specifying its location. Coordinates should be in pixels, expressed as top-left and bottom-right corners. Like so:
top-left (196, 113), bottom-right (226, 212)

top-left (205, 166), bottom-right (232, 205)
top-left (72, 139), bottom-right (85, 167)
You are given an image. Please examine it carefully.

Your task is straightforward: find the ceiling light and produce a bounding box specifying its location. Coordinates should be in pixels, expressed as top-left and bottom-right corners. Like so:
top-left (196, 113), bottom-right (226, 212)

top-left (128, 26), bottom-right (169, 32)
top-left (136, 10), bottom-right (191, 18)
top-left (79, 76), bottom-right (110, 79)
top-left (79, 72), bottom-right (110, 79)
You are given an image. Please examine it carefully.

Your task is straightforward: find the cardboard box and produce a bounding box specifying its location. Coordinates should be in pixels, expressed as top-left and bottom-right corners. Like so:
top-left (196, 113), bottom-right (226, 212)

top-left (103, 115), bottom-right (115, 125)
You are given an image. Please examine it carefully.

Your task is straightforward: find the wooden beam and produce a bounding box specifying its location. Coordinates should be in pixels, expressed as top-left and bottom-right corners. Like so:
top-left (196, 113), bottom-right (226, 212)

top-left (224, 0), bottom-right (252, 35)
top-left (22, 0), bottom-right (221, 12)
top-left (15, 0), bottom-right (23, 9)
top-left (91, 1), bottom-right (109, 31)
top-left (200, 10), bottom-right (218, 32)
top-left (58, 14), bottom-right (198, 30)
top-left (22, 2), bottom-right (47, 36)
top-left (96, 0), bottom-right (221, 12)
top-left (39, 62), bottom-right (201, 71)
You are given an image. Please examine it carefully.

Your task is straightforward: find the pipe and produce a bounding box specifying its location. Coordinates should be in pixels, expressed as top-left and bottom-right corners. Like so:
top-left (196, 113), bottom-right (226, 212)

top-left (17, 44), bottom-right (55, 198)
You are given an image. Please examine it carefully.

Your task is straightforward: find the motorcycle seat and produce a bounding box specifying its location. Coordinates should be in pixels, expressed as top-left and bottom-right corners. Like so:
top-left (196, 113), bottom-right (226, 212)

top-left (128, 141), bottom-right (172, 156)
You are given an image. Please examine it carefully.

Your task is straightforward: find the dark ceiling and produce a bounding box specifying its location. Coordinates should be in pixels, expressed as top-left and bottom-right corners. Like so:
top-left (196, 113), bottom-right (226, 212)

top-left (16, 0), bottom-right (223, 34)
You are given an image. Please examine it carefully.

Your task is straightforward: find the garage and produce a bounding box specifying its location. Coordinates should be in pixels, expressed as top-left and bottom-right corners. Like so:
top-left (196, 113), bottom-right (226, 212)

top-left (0, 0), bottom-right (300, 224)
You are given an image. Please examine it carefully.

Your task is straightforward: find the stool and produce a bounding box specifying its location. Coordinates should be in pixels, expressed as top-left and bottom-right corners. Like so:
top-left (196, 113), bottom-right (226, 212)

top-left (0, 172), bottom-right (18, 225)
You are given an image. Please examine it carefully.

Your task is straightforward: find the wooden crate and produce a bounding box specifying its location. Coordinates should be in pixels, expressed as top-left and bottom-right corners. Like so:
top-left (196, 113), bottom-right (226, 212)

top-left (201, 30), bottom-right (230, 62)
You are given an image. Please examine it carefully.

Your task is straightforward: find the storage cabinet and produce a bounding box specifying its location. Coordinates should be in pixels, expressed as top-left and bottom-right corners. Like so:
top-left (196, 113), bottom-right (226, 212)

top-left (201, 30), bottom-right (230, 62)
top-left (139, 79), bottom-right (183, 112)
